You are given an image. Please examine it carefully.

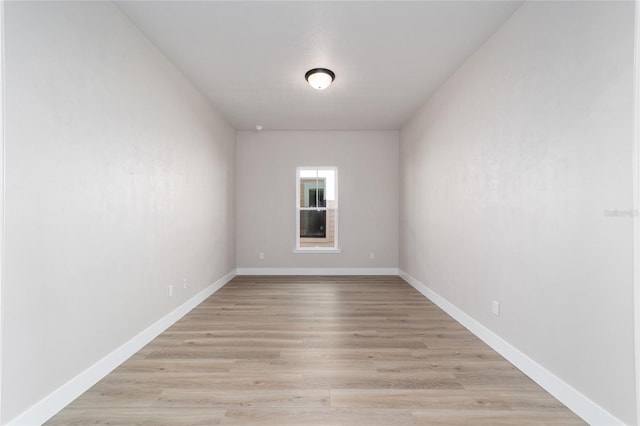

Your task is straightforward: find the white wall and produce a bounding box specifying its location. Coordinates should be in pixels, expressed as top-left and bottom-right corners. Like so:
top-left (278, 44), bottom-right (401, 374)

top-left (236, 131), bottom-right (398, 272)
top-left (1, 2), bottom-right (235, 423)
top-left (400, 1), bottom-right (636, 423)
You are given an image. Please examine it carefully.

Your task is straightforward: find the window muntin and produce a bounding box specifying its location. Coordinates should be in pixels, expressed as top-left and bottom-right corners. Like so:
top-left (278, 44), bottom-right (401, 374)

top-left (296, 167), bottom-right (338, 251)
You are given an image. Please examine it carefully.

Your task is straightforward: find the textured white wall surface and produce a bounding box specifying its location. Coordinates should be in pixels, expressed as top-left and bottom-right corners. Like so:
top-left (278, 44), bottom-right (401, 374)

top-left (2, 2), bottom-right (235, 422)
top-left (400, 1), bottom-right (636, 423)
top-left (236, 131), bottom-right (399, 271)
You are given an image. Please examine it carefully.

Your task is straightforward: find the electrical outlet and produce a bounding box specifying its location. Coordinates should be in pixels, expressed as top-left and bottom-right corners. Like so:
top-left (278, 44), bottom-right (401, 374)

top-left (168, 285), bottom-right (174, 297)
top-left (183, 278), bottom-right (188, 289)
top-left (369, 252), bottom-right (375, 260)
top-left (259, 252), bottom-right (265, 260)
top-left (492, 300), bottom-right (500, 316)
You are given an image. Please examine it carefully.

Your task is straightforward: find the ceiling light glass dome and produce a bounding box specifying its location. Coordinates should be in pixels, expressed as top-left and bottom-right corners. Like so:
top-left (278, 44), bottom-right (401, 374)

top-left (305, 68), bottom-right (335, 90)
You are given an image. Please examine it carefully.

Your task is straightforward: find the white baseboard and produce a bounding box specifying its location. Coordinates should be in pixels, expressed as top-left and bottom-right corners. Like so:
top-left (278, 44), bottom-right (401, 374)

top-left (398, 270), bottom-right (624, 426)
top-left (7, 269), bottom-right (237, 426)
top-left (236, 267), bottom-right (399, 276)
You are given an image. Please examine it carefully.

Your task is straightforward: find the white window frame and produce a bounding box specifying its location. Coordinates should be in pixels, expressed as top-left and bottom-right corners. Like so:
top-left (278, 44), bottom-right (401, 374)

top-left (294, 167), bottom-right (340, 253)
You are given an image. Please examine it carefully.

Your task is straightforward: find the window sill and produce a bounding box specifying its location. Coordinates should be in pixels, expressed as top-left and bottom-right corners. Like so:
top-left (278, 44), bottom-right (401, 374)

top-left (293, 248), bottom-right (342, 254)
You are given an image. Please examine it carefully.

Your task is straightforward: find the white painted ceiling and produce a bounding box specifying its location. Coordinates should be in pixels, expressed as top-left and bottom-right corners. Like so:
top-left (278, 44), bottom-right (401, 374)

top-left (116, 1), bottom-right (523, 131)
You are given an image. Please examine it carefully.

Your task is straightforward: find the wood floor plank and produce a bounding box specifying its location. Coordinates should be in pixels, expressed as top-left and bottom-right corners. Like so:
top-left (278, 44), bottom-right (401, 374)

top-left (46, 408), bottom-right (227, 426)
top-left (220, 408), bottom-right (415, 426)
top-left (155, 388), bottom-right (331, 408)
top-left (302, 371), bottom-right (463, 390)
top-left (113, 358), bottom-right (235, 374)
top-left (330, 389), bottom-right (513, 410)
top-left (46, 276), bottom-right (585, 425)
top-left (412, 409), bottom-right (586, 425)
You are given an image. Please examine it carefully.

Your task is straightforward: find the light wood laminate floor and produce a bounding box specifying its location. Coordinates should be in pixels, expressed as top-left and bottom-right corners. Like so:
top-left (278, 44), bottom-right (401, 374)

top-left (47, 276), bottom-right (585, 425)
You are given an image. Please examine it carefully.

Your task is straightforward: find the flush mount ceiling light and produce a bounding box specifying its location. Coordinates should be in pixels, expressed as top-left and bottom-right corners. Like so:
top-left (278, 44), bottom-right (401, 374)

top-left (305, 68), bottom-right (335, 90)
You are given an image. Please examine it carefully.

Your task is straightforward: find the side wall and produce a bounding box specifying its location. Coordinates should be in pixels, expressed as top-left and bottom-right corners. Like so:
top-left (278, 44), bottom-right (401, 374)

top-left (1, 2), bottom-right (236, 423)
top-left (400, 1), bottom-right (636, 424)
top-left (236, 131), bottom-right (398, 273)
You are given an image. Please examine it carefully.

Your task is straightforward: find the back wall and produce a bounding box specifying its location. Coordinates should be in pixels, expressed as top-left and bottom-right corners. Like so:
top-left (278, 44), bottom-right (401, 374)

top-left (236, 130), bottom-right (399, 273)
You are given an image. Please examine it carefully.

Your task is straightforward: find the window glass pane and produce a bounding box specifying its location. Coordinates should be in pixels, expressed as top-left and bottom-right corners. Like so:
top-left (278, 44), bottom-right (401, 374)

top-left (300, 210), bottom-right (326, 238)
top-left (299, 208), bottom-right (336, 248)
top-left (299, 177), bottom-right (326, 207)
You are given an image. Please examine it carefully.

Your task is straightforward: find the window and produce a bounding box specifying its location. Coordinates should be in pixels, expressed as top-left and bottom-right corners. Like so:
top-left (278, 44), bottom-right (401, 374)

top-left (295, 167), bottom-right (339, 252)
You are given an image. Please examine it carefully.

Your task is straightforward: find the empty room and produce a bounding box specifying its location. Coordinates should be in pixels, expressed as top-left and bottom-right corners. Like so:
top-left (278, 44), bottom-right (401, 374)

top-left (0, 0), bottom-right (639, 425)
